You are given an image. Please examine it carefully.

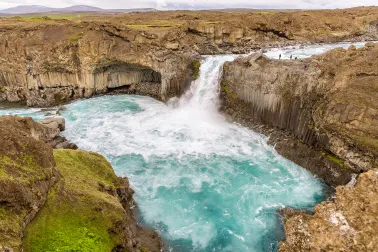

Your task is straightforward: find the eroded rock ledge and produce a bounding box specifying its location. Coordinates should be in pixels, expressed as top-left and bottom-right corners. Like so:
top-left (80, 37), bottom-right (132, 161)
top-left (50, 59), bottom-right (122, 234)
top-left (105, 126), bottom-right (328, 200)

top-left (221, 43), bottom-right (378, 186)
top-left (0, 116), bottom-right (160, 252)
top-left (280, 169), bottom-right (378, 251)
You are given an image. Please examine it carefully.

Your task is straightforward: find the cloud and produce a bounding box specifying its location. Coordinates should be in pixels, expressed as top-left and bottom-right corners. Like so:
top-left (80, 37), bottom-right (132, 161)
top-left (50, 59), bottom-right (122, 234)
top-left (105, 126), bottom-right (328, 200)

top-left (0, 0), bottom-right (376, 10)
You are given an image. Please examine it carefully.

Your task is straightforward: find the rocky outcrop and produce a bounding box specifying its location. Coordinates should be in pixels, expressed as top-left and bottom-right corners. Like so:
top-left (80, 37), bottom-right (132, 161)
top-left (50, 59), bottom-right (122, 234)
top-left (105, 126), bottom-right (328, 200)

top-left (0, 116), bottom-right (59, 250)
top-left (280, 169), bottom-right (378, 251)
top-left (37, 117), bottom-right (77, 149)
top-left (0, 116), bottom-right (161, 251)
top-left (23, 149), bottom-right (161, 252)
top-left (221, 44), bottom-right (378, 186)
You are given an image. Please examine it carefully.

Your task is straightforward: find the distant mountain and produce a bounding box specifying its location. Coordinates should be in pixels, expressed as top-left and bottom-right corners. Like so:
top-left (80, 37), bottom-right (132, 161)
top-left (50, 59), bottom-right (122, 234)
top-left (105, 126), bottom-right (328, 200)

top-left (59, 5), bottom-right (104, 12)
top-left (0, 5), bottom-right (155, 15)
top-left (0, 5), bottom-right (54, 14)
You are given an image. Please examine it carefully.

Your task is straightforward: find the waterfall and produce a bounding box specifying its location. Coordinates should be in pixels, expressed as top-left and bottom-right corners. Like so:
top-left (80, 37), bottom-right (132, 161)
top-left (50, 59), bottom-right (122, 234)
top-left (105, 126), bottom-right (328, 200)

top-left (173, 55), bottom-right (236, 112)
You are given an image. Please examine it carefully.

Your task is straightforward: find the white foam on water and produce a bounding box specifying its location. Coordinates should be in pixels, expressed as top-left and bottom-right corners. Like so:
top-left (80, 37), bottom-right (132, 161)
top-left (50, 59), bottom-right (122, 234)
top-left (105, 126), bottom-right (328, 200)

top-left (264, 41), bottom-right (376, 59)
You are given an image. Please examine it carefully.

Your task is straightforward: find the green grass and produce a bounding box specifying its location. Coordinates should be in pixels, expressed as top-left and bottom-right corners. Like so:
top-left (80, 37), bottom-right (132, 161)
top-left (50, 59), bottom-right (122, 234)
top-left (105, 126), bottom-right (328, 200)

top-left (125, 22), bottom-right (183, 30)
top-left (23, 150), bottom-right (126, 252)
top-left (200, 21), bottom-right (220, 25)
top-left (6, 13), bottom-right (90, 20)
top-left (257, 11), bottom-right (276, 15)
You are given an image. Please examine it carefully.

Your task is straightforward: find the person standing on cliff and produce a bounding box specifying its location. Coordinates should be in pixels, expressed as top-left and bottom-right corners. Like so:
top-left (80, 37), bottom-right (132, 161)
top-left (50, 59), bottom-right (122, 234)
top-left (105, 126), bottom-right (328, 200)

top-left (279, 54), bottom-right (282, 59)
top-left (290, 55), bottom-right (293, 60)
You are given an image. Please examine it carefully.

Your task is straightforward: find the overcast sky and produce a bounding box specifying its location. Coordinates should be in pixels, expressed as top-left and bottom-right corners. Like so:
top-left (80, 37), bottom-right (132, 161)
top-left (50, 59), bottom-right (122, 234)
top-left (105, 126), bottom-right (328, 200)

top-left (0, 0), bottom-right (376, 10)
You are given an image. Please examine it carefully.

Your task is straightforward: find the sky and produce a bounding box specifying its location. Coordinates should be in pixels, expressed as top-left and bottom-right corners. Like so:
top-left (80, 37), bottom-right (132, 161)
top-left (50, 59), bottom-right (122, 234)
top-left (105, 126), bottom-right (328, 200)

top-left (0, 0), bottom-right (376, 10)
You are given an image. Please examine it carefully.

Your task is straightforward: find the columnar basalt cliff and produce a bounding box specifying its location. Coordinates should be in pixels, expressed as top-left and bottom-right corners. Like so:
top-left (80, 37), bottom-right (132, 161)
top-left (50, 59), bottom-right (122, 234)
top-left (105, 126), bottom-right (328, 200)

top-left (1, 7), bottom-right (378, 107)
top-left (221, 43), bottom-right (378, 186)
top-left (0, 22), bottom-right (199, 106)
top-left (0, 116), bottom-right (161, 252)
top-left (221, 41), bottom-right (378, 252)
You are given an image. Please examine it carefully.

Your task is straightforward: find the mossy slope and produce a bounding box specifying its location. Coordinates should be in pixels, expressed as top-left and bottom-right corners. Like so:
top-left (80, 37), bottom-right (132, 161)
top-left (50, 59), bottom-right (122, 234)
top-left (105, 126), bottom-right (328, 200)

top-left (23, 150), bottom-right (128, 252)
top-left (0, 116), bottom-right (57, 251)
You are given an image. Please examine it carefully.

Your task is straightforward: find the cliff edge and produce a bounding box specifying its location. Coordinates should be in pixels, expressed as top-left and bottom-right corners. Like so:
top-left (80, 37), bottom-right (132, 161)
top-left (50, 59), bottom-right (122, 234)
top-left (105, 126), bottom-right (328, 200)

top-left (221, 43), bottom-right (378, 186)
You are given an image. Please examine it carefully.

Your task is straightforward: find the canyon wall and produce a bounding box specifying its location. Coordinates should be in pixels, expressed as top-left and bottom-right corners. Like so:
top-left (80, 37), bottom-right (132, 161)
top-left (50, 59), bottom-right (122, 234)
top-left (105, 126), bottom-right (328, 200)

top-left (1, 8), bottom-right (378, 106)
top-left (0, 22), bottom-right (198, 106)
top-left (221, 43), bottom-right (378, 186)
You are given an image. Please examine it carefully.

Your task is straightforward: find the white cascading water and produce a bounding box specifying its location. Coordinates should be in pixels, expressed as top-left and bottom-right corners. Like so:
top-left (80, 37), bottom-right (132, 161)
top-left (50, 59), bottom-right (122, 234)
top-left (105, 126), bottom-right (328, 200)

top-left (178, 55), bottom-right (236, 111)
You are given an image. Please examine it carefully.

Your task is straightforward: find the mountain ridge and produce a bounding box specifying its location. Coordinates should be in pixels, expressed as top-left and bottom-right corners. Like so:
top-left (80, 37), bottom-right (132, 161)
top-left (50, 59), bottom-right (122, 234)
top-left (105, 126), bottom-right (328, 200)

top-left (0, 5), bottom-right (155, 15)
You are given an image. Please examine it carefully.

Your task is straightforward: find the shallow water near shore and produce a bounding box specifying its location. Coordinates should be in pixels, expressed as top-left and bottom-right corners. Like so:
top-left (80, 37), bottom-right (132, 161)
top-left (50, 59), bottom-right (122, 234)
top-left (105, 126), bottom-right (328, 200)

top-left (0, 42), bottom-right (368, 251)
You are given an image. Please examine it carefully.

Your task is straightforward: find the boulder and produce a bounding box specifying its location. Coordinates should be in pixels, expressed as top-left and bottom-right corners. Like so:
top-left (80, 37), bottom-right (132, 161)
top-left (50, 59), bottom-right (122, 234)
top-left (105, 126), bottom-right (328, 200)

top-left (38, 117), bottom-right (65, 131)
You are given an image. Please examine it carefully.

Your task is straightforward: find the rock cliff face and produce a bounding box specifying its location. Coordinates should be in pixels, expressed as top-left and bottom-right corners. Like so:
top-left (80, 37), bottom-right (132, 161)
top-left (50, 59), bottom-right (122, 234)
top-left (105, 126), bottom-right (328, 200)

top-left (0, 22), bottom-right (198, 106)
top-left (0, 116), bottom-right (160, 252)
top-left (280, 169), bottom-right (378, 251)
top-left (0, 116), bottom-right (59, 250)
top-left (1, 7), bottom-right (378, 106)
top-left (221, 44), bottom-right (378, 186)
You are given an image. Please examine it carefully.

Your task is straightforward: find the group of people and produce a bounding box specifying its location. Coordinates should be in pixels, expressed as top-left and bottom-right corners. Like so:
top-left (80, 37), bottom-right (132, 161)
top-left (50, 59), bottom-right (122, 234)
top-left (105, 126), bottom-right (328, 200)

top-left (278, 54), bottom-right (297, 60)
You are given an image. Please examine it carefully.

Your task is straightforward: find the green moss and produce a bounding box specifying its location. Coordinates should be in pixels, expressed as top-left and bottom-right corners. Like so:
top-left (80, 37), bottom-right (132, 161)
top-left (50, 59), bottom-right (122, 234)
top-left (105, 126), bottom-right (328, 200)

top-left (192, 60), bottom-right (201, 80)
top-left (70, 33), bottom-right (84, 43)
top-left (23, 198), bottom-right (116, 252)
top-left (0, 168), bottom-right (6, 179)
top-left (0, 154), bottom-right (49, 183)
top-left (350, 134), bottom-right (378, 155)
top-left (327, 154), bottom-right (344, 167)
top-left (23, 150), bottom-right (125, 252)
top-left (140, 247), bottom-right (149, 252)
top-left (221, 80), bottom-right (237, 99)
top-left (0, 206), bottom-right (25, 248)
